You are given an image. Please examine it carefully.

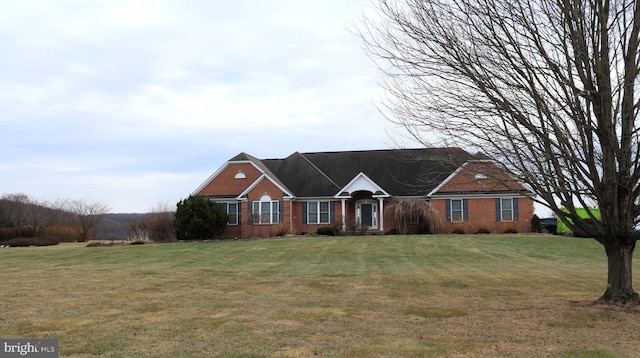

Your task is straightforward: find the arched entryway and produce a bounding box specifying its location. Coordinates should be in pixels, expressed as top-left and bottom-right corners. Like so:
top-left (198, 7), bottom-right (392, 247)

top-left (337, 173), bottom-right (390, 233)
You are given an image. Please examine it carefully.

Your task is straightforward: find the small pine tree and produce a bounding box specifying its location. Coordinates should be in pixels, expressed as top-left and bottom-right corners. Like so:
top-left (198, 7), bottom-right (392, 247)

top-left (531, 214), bottom-right (542, 233)
top-left (174, 195), bottom-right (228, 241)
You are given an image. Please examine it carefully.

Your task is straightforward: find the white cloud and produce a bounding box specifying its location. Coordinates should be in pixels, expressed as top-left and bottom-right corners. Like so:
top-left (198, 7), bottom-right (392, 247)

top-left (0, 0), bottom-right (391, 212)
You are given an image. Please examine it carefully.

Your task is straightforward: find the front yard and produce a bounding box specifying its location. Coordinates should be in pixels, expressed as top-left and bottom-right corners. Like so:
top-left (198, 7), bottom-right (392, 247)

top-left (0, 234), bottom-right (638, 357)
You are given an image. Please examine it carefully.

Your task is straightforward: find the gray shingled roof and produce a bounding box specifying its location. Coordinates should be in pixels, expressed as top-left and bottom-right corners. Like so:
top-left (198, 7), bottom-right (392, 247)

top-left (261, 152), bottom-right (339, 197)
top-left (258, 148), bottom-right (471, 197)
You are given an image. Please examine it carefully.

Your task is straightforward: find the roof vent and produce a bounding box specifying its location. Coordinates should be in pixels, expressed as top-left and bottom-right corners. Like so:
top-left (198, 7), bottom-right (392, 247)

top-left (235, 171), bottom-right (246, 179)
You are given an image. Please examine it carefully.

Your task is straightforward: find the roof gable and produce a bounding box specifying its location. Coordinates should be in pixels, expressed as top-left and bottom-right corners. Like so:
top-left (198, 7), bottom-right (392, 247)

top-left (194, 152), bottom-right (294, 198)
top-left (238, 174), bottom-right (294, 199)
top-left (430, 160), bottom-right (532, 195)
top-left (338, 172), bottom-right (390, 197)
top-left (193, 160), bottom-right (263, 197)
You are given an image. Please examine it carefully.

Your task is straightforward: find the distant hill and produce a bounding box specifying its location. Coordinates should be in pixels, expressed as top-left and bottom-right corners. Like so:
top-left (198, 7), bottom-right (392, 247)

top-left (94, 213), bottom-right (147, 241)
top-left (1, 197), bottom-right (156, 241)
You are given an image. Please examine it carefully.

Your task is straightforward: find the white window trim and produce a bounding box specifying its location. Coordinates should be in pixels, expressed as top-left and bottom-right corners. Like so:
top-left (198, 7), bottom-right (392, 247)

top-left (252, 200), bottom-right (280, 224)
top-left (307, 201), bottom-right (330, 225)
top-left (500, 198), bottom-right (514, 222)
top-left (356, 199), bottom-right (378, 228)
top-left (450, 199), bottom-right (464, 223)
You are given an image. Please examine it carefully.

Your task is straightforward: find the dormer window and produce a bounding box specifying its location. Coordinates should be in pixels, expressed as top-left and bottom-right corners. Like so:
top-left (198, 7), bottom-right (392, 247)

top-left (234, 171), bottom-right (246, 179)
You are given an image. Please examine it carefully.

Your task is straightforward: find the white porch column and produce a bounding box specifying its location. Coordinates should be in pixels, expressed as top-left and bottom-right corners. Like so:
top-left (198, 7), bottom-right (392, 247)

top-left (378, 198), bottom-right (384, 232)
top-left (341, 198), bottom-right (347, 231)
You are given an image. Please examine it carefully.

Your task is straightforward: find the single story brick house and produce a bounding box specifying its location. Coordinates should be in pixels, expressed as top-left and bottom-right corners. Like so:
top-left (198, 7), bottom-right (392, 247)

top-left (193, 148), bottom-right (535, 239)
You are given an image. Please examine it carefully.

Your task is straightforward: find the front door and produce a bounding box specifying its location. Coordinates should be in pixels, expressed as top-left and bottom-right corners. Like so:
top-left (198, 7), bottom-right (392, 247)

top-left (356, 200), bottom-right (377, 229)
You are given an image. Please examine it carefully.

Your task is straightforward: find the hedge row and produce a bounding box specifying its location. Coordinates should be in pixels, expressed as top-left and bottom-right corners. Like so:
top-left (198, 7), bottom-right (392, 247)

top-left (0, 227), bottom-right (33, 241)
top-left (1, 236), bottom-right (60, 247)
top-left (317, 226), bottom-right (340, 236)
top-left (0, 226), bottom-right (83, 242)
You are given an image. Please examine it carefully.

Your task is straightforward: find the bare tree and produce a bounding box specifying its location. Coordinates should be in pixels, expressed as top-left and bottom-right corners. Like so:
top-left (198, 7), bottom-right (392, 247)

top-left (360, 0), bottom-right (640, 304)
top-left (123, 202), bottom-right (177, 243)
top-left (385, 198), bottom-right (444, 234)
top-left (144, 202), bottom-right (176, 243)
top-left (65, 199), bottom-right (111, 242)
top-left (28, 199), bottom-right (66, 237)
top-left (1, 193), bottom-right (31, 228)
top-left (1, 193), bottom-right (66, 237)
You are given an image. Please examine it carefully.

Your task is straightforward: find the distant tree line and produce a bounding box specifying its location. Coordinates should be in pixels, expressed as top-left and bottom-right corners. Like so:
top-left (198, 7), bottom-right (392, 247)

top-left (0, 193), bottom-right (230, 245)
top-left (0, 192), bottom-right (110, 244)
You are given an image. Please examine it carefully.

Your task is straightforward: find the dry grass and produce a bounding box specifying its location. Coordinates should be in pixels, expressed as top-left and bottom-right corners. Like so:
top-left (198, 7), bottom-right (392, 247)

top-left (0, 235), bottom-right (639, 357)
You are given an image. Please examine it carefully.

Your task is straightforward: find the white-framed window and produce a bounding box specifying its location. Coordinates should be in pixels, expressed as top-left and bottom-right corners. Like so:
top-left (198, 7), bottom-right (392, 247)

top-left (252, 200), bottom-right (279, 224)
top-left (225, 203), bottom-right (238, 225)
top-left (450, 199), bottom-right (464, 222)
top-left (500, 198), bottom-right (513, 221)
top-left (307, 201), bottom-right (330, 224)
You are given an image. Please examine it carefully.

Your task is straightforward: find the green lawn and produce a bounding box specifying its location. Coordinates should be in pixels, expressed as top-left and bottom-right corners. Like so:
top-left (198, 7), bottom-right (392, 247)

top-left (1, 234), bottom-right (638, 357)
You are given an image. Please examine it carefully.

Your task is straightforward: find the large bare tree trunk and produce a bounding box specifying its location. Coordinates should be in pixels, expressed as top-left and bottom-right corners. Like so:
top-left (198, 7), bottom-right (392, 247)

top-left (600, 239), bottom-right (639, 304)
top-left (359, 0), bottom-right (640, 304)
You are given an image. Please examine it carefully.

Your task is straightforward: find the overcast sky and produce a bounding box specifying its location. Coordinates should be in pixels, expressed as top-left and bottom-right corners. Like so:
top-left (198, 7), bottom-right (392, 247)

top-left (0, 0), bottom-right (402, 213)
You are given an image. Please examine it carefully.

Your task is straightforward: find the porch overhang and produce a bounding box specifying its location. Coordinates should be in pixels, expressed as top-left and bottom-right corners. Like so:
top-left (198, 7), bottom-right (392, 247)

top-left (334, 172), bottom-right (390, 198)
top-left (335, 173), bottom-right (390, 232)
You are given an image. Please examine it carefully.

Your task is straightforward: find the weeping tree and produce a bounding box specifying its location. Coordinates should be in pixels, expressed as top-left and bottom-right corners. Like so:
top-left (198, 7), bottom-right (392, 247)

top-left (360, 0), bottom-right (640, 304)
top-left (385, 198), bottom-right (444, 234)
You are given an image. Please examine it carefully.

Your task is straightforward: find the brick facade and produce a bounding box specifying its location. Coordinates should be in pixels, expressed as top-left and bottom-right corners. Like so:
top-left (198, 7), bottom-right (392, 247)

top-left (193, 151), bottom-right (536, 239)
top-left (431, 197), bottom-right (534, 234)
top-left (430, 160), bottom-right (535, 234)
top-left (198, 163), bottom-right (262, 197)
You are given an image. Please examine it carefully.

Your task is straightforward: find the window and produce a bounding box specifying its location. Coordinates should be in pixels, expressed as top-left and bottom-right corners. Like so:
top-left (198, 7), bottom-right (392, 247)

top-left (252, 200), bottom-right (279, 224)
top-left (446, 199), bottom-right (468, 222)
top-left (221, 203), bottom-right (240, 225)
top-left (450, 199), bottom-right (464, 222)
top-left (307, 201), bottom-right (330, 224)
top-left (500, 198), bottom-right (513, 221)
top-left (225, 203), bottom-right (238, 225)
top-left (496, 198), bottom-right (518, 222)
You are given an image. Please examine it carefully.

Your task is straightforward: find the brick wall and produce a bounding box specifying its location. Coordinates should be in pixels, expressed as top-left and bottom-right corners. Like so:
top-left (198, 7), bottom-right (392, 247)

top-left (438, 161), bottom-right (528, 193)
top-left (432, 197), bottom-right (534, 234)
top-left (293, 201), bottom-right (344, 235)
top-left (198, 163), bottom-right (262, 196)
top-left (243, 178), bottom-right (288, 239)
